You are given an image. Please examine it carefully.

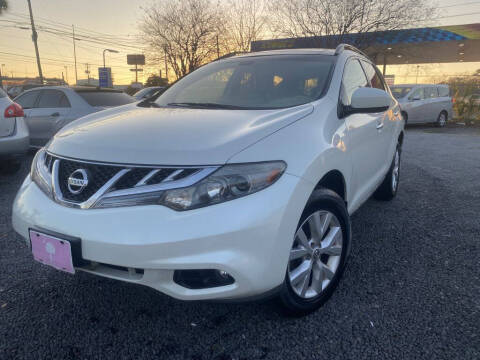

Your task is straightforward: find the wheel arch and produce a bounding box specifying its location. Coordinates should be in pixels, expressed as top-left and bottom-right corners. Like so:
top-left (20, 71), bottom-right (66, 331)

top-left (314, 170), bottom-right (347, 204)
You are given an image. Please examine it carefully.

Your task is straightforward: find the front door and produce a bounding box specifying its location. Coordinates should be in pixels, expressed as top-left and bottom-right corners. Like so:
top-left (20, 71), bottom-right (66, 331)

top-left (341, 58), bottom-right (385, 208)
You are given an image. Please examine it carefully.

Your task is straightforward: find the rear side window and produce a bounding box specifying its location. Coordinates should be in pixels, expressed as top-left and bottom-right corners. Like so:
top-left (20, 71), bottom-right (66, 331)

top-left (341, 59), bottom-right (369, 106)
top-left (438, 86), bottom-right (449, 97)
top-left (76, 91), bottom-right (135, 107)
top-left (425, 87), bottom-right (438, 98)
top-left (15, 90), bottom-right (40, 109)
top-left (360, 60), bottom-right (385, 91)
top-left (37, 90), bottom-right (71, 108)
top-left (0, 88), bottom-right (6, 98)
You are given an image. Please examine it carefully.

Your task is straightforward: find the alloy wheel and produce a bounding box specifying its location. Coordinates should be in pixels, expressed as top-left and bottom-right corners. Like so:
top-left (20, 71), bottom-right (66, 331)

top-left (392, 149), bottom-right (400, 192)
top-left (288, 210), bottom-right (343, 299)
top-left (438, 113), bottom-right (447, 127)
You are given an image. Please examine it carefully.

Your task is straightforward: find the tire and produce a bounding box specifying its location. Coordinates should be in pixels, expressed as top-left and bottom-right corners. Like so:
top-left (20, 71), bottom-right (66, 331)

top-left (436, 111), bottom-right (447, 127)
top-left (278, 188), bottom-right (351, 316)
top-left (374, 144), bottom-right (401, 201)
top-left (401, 111), bottom-right (408, 126)
top-left (0, 159), bottom-right (22, 175)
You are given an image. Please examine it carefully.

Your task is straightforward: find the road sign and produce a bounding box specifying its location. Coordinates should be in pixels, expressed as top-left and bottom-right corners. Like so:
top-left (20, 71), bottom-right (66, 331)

top-left (127, 54), bottom-right (145, 65)
top-left (98, 67), bottom-right (112, 88)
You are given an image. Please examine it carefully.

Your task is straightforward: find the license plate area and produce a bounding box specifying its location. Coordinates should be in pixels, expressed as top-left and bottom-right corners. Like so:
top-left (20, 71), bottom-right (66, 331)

top-left (30, 230), bottom-right (75, 274)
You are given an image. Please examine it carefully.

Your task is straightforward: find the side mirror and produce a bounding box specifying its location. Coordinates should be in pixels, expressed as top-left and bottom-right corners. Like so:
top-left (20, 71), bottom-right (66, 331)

top-left (344, 87), bottom-right (391, 116)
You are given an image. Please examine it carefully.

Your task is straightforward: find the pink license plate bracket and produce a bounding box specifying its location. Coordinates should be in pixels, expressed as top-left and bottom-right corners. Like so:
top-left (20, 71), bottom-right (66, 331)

top-left (29, 230), bottom-right (75, 274)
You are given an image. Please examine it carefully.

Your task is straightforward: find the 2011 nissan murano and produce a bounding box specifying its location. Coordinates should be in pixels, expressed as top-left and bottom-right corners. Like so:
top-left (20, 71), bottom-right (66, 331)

top-left (12, 45), bottom-right (405, 314)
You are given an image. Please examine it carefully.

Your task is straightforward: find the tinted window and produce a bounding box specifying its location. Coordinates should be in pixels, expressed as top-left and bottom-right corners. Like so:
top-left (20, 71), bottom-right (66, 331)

top-left (15, 90), bottom-right (40, 109)
top-left (37, 90), bottom-right (70, 108)
top-left (76, 91), bottom-right (135, 107)
top-left (341, 59), bottom-right (369, 106)
top-left (0, 88), bottom-right (6, 98)
top-left (425, 87), bottom-right (438, 98)
top-left (409, 88), bottom-right (425, 101)
top-left (155, 55), bottom-right (335, 109)
top-left (391, 87), bottom-right (412, 99)
top-left (360, 60), bottom-right (385, 91)
top-left (438, 86), bottom-right (450, 97)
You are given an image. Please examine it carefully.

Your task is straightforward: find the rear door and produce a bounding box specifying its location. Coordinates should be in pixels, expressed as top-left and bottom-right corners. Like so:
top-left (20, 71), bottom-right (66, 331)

top-left (0, 88), bottom-right (15, 138)
top-left (424, 86), bottom-right (439, 122)
top-left (437, 86), bottom-right (452, 119)
top-left (25, 89), bottom-right (71, 146)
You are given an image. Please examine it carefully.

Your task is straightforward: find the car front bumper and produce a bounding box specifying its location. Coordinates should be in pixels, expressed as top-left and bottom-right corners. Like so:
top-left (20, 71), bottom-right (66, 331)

top-left (12, 172), bottom-right (313, 300)
top-left (0, 117), bottom-right (29, 158)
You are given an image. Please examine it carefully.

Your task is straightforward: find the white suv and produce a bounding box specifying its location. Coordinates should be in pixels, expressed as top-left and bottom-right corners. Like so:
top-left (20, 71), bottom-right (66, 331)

top-left (12, 45), bottom-right (404, 314)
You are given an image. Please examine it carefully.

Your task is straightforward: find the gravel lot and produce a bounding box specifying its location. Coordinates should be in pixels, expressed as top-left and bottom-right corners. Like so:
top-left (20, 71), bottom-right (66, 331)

top-left (1, 126), bottom-right (479, 360)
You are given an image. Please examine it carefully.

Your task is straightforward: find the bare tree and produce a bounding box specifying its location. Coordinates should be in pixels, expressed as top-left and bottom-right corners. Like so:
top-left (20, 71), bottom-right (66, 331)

top-left (140, 0), bottom-right (223, 80)
top-left (268, 0), bottom-right (435, 48)
top-left (225, 0), bottom-right (268, 53)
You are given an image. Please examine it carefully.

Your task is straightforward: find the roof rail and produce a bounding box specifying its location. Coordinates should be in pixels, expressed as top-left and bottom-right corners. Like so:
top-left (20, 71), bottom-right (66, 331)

top-left (334, 44), bottom-right (369, 58)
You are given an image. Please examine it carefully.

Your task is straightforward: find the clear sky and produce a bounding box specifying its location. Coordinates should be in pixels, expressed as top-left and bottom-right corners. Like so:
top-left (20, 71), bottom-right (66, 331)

top-left (1, 0), bottom-right (480, 85)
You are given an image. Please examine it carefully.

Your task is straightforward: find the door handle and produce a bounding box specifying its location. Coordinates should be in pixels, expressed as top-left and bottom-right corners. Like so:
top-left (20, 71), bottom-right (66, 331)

top-left (51, 112), bottom-right (60, 117)
top-left (376, 122), bottom-right (384, 130)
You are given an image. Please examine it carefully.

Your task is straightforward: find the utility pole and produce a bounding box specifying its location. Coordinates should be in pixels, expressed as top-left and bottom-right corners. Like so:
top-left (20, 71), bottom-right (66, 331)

top-left (72, 25), bottom-right (78, 85)
top-left (27, 0), bottom-right (44, 84)
top-left (216, 34), bottom-right (220, 59)
top-left (64, 65), bottom-right (68, 85)
top-left (85, 63), bottom-right (90, 85)
top-left (416, 65), bottom-right (420, 84)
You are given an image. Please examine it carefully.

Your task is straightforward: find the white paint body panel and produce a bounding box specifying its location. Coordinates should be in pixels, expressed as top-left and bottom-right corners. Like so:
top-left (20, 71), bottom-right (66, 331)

top-left (12, 49), bottom-right (404, 300)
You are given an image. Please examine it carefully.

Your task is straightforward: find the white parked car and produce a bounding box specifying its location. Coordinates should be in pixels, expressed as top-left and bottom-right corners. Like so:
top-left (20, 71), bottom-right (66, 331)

top-left (0, 87), bottom-right (29, 173)
top-left (12, 46), bottom-right (404, 314)
top-left (14, 86), bottom-right (135, 147)
top-left (390, 84), bottom-right (453, 127)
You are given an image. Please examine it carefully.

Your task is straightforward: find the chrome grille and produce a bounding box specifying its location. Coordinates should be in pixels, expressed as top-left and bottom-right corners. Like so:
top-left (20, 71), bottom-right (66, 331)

top-left (46, 154), bottom-right (218, 209)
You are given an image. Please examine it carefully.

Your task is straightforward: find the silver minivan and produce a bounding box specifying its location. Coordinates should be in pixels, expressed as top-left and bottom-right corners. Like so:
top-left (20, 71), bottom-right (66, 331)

top-left (391, 84), bottom-right (453, 127)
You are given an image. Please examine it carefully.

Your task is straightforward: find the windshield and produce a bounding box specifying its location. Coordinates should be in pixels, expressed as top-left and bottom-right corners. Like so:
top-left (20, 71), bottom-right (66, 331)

top-left (155, 55), bottom-right (335, 109)
top-left (76, 91), bottom-right (135, 107)
top-left (390, 86), bottom-right (412, 99)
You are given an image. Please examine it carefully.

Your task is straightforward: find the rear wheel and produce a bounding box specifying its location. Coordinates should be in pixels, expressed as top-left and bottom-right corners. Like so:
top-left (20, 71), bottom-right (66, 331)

top-left (436, 111), bottom-right (447, 127)
top-left (374, 144), bottom-right (401, 201)
top-left (279, 189), bottom-right (350, 315)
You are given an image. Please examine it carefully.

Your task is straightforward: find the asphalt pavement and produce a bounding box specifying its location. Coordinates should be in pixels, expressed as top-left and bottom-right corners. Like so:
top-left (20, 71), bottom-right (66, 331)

top-left (1, 125), bottom-right (479, 360)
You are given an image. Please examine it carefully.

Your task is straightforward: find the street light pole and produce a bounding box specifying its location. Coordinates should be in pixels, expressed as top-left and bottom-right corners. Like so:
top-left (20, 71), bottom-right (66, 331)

top-left (72, 25), bottom-right (78, 85)
top-left (102, 49), bottom-right (119, 68)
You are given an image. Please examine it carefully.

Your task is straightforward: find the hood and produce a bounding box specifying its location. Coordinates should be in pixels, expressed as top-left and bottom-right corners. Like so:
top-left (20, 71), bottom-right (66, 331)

top-left (48, 104), bottom-right (313, 165)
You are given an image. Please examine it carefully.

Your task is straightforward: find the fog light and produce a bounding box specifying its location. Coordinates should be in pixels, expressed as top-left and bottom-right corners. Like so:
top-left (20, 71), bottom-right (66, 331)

top-left (173, 269), bottom-right (235, 289)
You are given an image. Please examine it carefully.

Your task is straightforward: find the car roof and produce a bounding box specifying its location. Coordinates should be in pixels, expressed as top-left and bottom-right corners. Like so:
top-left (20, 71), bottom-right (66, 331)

top-left (20, 85), bottom-right (125, 93)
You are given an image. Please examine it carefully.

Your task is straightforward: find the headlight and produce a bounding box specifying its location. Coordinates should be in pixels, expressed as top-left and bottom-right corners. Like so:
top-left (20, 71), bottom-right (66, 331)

top-left (31, 148), bottom-right (53, 197)
top-left (161, 161), bottom-right (286, 210)
top-left (94, 161), bottom-right (286, 210)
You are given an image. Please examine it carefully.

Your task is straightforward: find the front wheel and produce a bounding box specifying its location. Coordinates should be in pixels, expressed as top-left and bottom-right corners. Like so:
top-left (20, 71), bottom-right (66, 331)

top-left (278, 189), bottom-right (351, 315)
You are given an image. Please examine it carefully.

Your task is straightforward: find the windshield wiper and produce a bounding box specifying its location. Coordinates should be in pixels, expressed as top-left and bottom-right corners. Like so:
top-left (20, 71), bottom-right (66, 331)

top-left (167, 102), bottom-right (245, 109)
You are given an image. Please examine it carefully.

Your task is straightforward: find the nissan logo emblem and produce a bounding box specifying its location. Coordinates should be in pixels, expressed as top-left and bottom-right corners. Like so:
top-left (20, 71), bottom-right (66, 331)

top-left (67, 169), bottom-right (89, 194)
